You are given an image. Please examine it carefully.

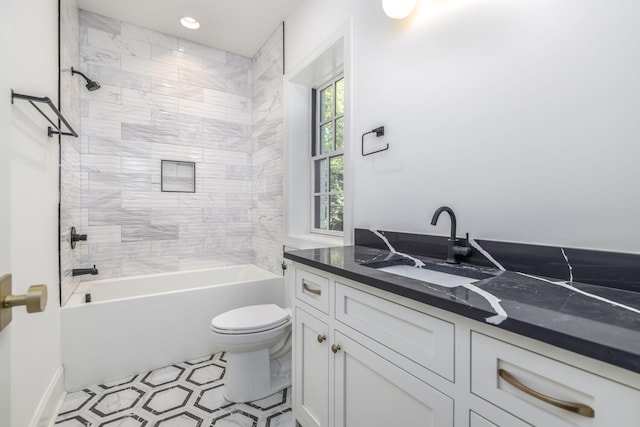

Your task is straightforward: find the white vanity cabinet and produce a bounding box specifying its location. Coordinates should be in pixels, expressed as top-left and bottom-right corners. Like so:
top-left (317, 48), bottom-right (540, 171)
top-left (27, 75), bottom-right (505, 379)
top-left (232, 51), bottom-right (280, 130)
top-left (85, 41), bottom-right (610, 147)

top-left (292, 265), bottom-right (454, 427)
top-left (289, 262), bottom-right (640, 427)
top-left (469, 412), bottom-right (500, 427)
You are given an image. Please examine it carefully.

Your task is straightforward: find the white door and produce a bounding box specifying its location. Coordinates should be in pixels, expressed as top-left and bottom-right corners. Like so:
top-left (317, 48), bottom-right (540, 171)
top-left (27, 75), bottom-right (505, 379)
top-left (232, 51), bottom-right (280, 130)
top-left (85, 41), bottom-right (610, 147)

top-left (0, 0), bottom-right (13, 424)
top-left (1, 2), bottom-right (61, 426)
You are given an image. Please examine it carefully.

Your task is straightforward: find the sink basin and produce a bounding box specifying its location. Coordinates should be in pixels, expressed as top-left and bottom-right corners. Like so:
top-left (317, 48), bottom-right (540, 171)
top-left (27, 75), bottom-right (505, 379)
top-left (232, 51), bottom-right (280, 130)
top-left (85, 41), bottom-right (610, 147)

top-left (376, 264), bottom-right (479, 288)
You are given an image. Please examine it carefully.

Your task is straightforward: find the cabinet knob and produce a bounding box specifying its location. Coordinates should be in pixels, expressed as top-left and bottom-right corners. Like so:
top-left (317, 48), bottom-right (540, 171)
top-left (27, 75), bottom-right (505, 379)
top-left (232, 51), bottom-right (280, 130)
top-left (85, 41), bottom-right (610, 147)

top-left (331, 344), bottom-right (341, 354)
top-left (317, 335), bottom-right (326, 343)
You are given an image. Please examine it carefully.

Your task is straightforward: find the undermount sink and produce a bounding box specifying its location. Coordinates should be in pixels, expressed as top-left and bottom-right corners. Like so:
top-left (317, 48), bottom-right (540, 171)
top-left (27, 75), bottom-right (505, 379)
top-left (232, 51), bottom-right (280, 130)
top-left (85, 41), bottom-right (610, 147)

top-left (376, 264), bottom-right (479, 288)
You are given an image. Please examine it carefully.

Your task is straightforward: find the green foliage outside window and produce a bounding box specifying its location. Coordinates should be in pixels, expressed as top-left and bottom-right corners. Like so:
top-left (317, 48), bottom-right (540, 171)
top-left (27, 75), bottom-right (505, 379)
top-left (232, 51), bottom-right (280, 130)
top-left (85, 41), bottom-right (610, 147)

top-left (314, 77), bottom-right (344, 233)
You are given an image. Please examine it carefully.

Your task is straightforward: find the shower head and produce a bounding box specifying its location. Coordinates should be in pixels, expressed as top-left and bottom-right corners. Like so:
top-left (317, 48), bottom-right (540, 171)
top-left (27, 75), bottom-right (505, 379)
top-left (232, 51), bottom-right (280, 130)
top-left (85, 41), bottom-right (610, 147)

top-left (71, 67), bottom-right (101, 92)
top-left (84, 79), bottom-right (101, 92)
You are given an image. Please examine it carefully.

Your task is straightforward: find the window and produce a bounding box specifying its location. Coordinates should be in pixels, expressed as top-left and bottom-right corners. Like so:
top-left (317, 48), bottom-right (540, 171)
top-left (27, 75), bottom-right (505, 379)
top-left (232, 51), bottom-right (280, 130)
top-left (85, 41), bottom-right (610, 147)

top-left (312, 76), bottom-right (344, 234)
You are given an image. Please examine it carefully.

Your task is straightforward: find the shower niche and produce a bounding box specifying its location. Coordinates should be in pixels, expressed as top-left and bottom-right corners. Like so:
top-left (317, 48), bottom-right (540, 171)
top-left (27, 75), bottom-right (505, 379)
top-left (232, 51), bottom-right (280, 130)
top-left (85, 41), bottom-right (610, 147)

top-left (161, 160), bottom-right (196, 193)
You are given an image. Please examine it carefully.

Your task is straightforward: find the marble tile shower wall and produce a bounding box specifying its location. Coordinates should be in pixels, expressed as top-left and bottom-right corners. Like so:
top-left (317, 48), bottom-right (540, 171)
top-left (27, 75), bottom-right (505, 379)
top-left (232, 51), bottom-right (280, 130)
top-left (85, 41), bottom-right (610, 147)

top-left (60, 0), bottom-right (82, 304)
top-left (252, 26), bottom-right (284, 275)
top-left (77, 11), bottom-right (254, 280)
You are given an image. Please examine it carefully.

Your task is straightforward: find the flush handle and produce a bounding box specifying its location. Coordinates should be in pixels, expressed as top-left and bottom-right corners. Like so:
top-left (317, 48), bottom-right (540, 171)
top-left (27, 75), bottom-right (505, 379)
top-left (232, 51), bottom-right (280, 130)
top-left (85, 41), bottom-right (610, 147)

top-left (0, 274), bottom-right (48, 332)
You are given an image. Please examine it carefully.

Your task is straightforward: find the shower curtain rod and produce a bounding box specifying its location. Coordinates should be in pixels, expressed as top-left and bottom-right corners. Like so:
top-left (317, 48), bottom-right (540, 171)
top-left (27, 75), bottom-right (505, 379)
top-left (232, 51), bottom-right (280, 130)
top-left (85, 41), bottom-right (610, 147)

top-left (11, 90), bottom-right (78, 138)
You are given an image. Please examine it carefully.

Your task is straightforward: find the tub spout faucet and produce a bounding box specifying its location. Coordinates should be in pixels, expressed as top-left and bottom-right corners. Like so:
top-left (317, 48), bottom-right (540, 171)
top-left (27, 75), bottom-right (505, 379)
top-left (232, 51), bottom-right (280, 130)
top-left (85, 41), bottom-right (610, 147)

top-left (430, 206), bottom-right (472, 264)
top-left (72, 265), bottom-right (99, 276)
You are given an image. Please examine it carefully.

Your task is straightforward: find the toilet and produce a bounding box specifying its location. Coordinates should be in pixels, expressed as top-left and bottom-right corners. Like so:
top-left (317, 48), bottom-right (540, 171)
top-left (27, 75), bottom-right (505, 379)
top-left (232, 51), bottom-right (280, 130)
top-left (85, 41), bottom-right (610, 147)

top-left (210, 304), bottom-right (292, 403)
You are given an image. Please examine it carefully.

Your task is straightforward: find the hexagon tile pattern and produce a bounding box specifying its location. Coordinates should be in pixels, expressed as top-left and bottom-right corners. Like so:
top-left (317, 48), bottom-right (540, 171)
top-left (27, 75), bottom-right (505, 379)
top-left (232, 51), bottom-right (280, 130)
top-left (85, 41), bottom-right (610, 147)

top-left (55, 352), bottom-right (292, 427)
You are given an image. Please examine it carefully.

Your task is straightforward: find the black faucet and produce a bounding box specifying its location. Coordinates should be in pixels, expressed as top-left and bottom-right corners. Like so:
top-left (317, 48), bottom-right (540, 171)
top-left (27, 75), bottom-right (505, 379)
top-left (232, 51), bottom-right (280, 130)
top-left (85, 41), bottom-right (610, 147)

top-left (70, 226), bottom-right (87, 249)
top-left (430, 206), bottom-right (472, 264)
top-left (72, 265), bottom-right (99, 276)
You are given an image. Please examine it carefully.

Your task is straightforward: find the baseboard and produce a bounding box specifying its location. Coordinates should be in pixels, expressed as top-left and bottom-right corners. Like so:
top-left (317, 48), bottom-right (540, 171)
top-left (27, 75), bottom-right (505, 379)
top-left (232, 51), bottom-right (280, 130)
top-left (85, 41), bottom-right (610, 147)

top-left (30, 365), bottom-right (65, 427)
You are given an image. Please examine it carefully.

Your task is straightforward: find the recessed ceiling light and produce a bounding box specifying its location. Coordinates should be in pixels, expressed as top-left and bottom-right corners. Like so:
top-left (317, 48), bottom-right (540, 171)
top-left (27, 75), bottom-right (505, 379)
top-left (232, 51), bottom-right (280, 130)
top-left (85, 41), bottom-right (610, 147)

top-left (180, 16), bottom-right (200, 30)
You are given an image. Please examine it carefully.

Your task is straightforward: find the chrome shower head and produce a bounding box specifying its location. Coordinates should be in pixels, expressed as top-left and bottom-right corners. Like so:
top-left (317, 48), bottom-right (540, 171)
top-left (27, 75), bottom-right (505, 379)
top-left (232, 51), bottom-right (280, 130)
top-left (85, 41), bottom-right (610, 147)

top-left (71, 67), bottom-right (101, 92)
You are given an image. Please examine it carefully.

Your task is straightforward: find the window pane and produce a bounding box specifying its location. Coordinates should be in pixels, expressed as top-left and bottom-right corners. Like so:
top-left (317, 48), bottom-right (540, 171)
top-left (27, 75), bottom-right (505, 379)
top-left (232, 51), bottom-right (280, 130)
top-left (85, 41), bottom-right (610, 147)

top-left (320, 122), bottom-right (333, 154)
top-left (329, 156), bottom-right (343, 193)
top-left (329, 195), bottom-right (344, 231)
top-left (314, 195), bottom-right (329, 230)
top-left (320, 85), bottom-right (334, 121)
top-left (335, 117), bottom-right (344, 151)
top-left (314, 159), bottom-right (328, 193)
top-left (336, 79), bottom-right (344, 116)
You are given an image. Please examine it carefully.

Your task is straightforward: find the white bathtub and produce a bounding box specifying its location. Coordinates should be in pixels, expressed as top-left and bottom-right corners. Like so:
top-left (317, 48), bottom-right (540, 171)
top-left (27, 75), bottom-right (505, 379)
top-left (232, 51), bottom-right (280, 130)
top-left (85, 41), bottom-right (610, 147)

top-left (61, 264), bottom-right (285, 391)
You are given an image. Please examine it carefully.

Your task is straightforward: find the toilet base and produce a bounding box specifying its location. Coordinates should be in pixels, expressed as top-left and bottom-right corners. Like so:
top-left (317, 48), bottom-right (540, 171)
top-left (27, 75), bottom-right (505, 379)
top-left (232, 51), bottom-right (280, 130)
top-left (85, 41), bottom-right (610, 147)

top-left (222, 347), bottom-right (292, 403)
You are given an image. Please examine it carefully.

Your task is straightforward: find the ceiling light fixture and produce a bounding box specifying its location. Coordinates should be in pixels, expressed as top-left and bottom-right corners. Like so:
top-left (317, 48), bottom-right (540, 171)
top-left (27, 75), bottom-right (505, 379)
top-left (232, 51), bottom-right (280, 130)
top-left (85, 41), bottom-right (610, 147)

top-left (382, 0), bottom-right (417, 19)
top-left (180, 16), bottom-right (200, 30)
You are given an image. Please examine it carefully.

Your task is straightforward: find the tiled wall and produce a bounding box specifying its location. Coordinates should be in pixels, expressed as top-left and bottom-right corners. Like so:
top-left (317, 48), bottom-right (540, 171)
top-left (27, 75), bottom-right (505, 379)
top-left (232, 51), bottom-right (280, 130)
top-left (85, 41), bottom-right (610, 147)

top-left (60, 0), bottom-right (82, 304)
top-left (76, 11), bottom-right (254, 280)
top-left (252, 26), bottom-right (284, 275)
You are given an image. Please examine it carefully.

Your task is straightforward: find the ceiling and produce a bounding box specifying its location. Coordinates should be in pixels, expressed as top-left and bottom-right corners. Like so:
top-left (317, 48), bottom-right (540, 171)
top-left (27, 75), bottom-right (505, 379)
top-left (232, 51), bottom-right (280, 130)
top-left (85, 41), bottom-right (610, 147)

top-left (77, 0), bottom-right (302, 58)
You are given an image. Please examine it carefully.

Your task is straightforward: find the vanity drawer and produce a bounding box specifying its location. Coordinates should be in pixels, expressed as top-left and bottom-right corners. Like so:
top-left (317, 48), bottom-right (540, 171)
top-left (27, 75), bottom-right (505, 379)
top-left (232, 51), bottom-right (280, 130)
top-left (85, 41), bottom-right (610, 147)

top-left (295, 267), bottom-right (330, 314)
top-left (471, 332), bottom-right (640, 427)
top-left (335, 282), bottom-right (455, 382)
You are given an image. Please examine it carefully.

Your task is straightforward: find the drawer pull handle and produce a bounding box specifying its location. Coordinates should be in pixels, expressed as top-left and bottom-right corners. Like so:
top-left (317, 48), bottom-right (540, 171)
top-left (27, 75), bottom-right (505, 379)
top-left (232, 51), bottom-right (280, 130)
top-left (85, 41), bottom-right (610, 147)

top-left (331, 344), bottom-right (341, 354)
top-left (317, 335), bottom-right (326, 343)
top-left (498, 369), bottom-right (595, 418)
top-left (302, 281), bottom-right (322, 296)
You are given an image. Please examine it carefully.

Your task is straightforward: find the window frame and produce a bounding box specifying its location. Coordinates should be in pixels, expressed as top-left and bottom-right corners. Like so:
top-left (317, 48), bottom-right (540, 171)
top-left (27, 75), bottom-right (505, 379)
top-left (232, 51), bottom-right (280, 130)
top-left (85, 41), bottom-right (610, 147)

top-left (310, 74), bottom-right (345, 237)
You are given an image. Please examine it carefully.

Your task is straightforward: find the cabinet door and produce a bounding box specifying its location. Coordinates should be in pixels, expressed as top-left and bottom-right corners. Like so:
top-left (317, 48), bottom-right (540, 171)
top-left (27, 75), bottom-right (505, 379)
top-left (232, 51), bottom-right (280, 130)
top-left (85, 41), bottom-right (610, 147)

top-left (470, 412), bottom-right (498, 427)
top-left (294, 308), bottom-right (330, 427)
top-left (334, 331), bottom-right (454, 427)
top-left (467, 407), bottom-right (532, 427)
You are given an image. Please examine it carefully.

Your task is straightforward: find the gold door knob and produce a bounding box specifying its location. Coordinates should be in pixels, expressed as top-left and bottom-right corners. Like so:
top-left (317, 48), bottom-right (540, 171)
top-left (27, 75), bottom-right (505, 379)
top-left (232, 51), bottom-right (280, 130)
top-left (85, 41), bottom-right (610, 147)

top-left (317, 335), bottom-right (326, 343)
top-left (3, 284), bottom-right (48, 313)
top-left (1, 275), bottom-right (48, 331)
top-left (331, 344), bottom-right (341, 354)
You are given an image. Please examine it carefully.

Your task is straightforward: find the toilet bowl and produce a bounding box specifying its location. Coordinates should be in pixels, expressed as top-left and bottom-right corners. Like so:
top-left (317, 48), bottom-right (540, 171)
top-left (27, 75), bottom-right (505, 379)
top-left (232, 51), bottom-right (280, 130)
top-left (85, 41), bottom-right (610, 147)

top-left (211, 304), bottom-right (292, 403)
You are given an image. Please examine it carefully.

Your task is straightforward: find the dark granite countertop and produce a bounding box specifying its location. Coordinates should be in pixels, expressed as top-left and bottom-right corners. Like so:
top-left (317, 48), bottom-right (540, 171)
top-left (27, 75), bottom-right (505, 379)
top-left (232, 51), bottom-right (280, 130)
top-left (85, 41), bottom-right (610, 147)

top-left (284, 245), bottom-right (640, 374)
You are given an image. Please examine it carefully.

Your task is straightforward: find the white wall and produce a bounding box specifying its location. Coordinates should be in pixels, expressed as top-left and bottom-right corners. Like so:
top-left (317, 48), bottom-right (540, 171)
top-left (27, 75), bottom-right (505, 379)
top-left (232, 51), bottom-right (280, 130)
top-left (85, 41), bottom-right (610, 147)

top-left (8, 0), bottom-right (63, 425)
top-left (285, 0), bottom-right (640, 253)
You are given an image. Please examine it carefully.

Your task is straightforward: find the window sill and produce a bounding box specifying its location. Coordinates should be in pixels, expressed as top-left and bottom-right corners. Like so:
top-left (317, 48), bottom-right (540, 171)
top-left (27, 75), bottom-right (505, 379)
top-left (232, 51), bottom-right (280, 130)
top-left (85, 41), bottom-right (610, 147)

top-left (284, 233), bottom-right (344, 251)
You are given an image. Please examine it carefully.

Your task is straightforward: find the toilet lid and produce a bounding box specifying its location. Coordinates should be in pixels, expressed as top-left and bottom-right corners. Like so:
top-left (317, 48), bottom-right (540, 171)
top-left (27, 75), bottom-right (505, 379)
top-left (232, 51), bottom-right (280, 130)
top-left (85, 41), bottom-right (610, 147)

top-left (211, 304), bottom-right (291, 334)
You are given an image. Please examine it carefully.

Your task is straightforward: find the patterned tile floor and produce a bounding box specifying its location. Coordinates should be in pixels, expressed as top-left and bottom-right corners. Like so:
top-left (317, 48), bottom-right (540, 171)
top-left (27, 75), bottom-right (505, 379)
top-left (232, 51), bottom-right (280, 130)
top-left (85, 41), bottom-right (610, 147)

top-left (55, 352), bottom-right (292, 426)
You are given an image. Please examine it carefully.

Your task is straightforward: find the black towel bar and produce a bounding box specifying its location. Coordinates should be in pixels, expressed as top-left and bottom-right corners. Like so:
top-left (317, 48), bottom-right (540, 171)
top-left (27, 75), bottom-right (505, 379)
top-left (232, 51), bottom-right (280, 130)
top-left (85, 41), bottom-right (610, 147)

top-left (11, 90), bottom-right (78, 138)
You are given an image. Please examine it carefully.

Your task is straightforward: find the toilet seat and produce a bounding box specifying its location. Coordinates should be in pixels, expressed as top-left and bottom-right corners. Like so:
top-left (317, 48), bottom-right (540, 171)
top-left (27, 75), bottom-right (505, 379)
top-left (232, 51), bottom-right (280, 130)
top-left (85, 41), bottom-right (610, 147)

top-left (211, 304), bottom-right (291, 334)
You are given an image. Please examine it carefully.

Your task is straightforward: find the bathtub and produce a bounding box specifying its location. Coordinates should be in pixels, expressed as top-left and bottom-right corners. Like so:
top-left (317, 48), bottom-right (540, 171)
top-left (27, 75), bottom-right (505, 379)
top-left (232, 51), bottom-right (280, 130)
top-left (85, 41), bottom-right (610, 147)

top-left (61, 264), bottom-right (285, 391)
